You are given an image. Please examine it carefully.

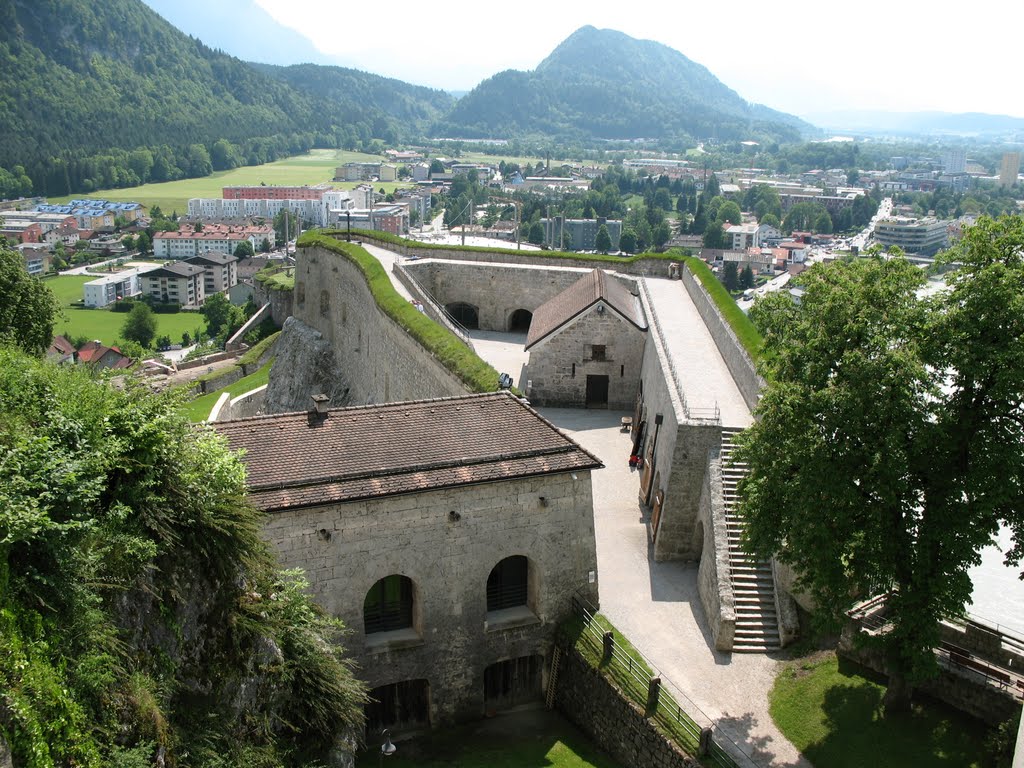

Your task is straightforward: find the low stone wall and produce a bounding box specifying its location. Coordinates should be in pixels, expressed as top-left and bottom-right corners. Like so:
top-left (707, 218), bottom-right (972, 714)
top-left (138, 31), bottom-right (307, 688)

top-left (940, 619), bottom-right (1024, 671)
top-left (254, 280), bottom-right (294, 326)
top-left (197, 364), bottom-right (246, 395)
top-left (226, 303), bottom-right (273, 352)
top-left (554, 648), bottom-right (700, 768)
top-left (679, 265), bottom-right (763, 414)
top-left (176, 350), bottom-right (236, 371)
top-left (213, 385), bottom-right (268, 422)
top-left (697, 450), bottom-right (735, 651)
top-left (355, 232), bottom-right (678, 278)
top-left (839, 629), bottom-right (1023, 724)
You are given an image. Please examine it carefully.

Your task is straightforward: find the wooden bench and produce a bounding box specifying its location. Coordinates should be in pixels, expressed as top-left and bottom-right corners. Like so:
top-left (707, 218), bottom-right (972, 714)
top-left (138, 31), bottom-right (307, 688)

top-left (943, 643), bottom-right (1013, 687)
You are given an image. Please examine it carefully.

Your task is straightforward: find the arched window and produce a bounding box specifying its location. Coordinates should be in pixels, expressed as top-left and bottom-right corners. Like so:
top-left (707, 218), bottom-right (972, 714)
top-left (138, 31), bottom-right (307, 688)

top-left (364, 575), bottom-right (414, 634)
top-left (487, 556), bottom-right (528, 612)
top-left (446, 302), bottom-right (479, 329)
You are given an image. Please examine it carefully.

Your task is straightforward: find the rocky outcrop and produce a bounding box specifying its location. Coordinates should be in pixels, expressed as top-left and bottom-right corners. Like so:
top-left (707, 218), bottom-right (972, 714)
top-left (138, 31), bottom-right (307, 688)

top-left (263, 317), bottom-right (352, 414)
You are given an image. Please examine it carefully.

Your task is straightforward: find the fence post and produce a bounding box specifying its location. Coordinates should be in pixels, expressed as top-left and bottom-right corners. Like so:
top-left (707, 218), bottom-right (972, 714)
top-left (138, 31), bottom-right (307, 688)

top-left (602, 631), bottom-right (614, 662)
top-left (645, 676), bottom-right (661, 716)
top-left (699, 727), bottom-right (713, 756)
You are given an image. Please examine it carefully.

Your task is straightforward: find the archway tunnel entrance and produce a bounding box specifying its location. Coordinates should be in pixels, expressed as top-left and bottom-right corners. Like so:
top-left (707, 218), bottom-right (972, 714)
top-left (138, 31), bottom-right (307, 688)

top-left (446, 302), bottom-right (479, 329)
top-left (508, 308), bottom-right (533, 333)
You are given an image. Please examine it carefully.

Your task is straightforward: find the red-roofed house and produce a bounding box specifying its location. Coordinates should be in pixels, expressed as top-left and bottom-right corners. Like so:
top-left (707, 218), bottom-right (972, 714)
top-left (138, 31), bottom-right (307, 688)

top-left (76, 341), bottom-right (132, 369)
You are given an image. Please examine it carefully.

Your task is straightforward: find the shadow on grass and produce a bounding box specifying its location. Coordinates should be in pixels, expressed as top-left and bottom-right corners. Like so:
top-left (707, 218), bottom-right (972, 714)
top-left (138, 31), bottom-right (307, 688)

top-left (354, 708), bottom-right (621, 768)
top-left (781, 654), bottom-right (990, 768)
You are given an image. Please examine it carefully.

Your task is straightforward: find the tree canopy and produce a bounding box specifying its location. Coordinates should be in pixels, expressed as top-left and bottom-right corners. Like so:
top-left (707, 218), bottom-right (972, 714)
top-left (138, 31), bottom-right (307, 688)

top-left (0, 348), bottom-right (365, 764)
top-left (0, 246), bottom-right (61, 355)
top-left (121, 302), bottom-right (158, 349)
top-left (735, 216), bottom-right (1024, 709)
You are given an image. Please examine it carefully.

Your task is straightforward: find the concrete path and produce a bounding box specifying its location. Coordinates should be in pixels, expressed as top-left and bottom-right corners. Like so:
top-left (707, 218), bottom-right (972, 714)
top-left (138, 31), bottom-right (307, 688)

top-left (644, 278), bottom-right (752, 429)
top-left (542, 407), bottom-right (811, 768)
top-left (468, 331), bottom-right (810, 768)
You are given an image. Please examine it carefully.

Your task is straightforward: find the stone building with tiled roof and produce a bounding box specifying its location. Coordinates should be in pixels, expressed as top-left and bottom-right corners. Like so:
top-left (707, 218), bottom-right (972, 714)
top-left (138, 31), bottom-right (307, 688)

top-left (524, 269), bottom-right (647, 409)
top-left (214, 391), bottom-right (602, 731)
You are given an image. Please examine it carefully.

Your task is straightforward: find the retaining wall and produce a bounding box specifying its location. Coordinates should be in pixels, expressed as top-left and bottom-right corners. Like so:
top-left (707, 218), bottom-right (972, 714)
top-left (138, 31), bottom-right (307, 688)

top-left (554, 647), bottom-right (700, 768)
top-left (697, 450), bottom-right (736, 651)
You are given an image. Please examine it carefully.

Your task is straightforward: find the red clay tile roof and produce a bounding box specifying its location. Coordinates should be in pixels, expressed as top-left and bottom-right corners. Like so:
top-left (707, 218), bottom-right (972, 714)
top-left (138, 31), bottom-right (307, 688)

top-left (214, 392), bottom-right (603, 511)
top-left (526, 269), bottom-right (646, 350)
top-left (48, 335), bottom-right (75, 356)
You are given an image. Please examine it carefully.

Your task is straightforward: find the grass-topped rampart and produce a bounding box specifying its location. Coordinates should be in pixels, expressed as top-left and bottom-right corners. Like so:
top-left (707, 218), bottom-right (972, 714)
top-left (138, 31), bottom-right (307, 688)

top-left (683, 256), bottom-right (763, 361)
top-left (298, 232), bottom-right (501, 394)
top-left (341, 227), bottom-right (683, 265)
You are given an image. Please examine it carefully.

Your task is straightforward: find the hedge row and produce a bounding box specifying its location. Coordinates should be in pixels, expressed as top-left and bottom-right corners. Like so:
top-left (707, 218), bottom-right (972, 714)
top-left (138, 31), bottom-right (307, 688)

top-left (298, 233), bottom-right (501, 394)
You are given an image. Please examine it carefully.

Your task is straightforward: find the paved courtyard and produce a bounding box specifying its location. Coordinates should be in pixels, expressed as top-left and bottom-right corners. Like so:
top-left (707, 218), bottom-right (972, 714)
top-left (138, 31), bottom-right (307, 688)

top-left (470, 331), bottom-right (809, 768)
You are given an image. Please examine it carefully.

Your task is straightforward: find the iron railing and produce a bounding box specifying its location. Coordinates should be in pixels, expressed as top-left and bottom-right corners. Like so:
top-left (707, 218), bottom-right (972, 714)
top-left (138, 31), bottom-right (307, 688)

top-left (564, 595), bottom-right (761, 768)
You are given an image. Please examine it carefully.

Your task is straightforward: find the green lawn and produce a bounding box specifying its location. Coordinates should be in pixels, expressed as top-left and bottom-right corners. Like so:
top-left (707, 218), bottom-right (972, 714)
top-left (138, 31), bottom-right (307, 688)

top-left (354, 710), bottom-right (620, 768)
top-left (50, 149), bottom-right (411, 216)
top-left (769, 652), bottom-right (992, 768)
top-left (43, 274), bottom-right (203, 347)
top-left (184, 361), bottom-right (273, 422)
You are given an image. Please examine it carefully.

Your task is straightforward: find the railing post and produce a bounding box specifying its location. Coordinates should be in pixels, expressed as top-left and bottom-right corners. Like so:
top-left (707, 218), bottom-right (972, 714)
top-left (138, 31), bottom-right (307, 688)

top-left (602, 631), bottom-right (614, 662)
top-left (699, 727), bottom-right (713, 757)
top-left (645, 676), bottom-right (661, 716)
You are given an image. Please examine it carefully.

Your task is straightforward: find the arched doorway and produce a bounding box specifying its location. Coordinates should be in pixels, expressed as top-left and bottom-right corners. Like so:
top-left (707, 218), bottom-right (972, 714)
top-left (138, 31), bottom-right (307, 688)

top-left (508, 308), bottom-right (532, 332)
top-left (446, 302), bottom-right (479, 329)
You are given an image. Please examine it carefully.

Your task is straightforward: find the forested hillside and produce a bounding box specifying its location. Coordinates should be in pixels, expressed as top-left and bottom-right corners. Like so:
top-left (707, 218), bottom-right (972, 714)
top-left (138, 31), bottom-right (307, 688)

top-left (436, 26), bottom-right (812, 144)
top-left (0, 0), bottom-right (447, 197)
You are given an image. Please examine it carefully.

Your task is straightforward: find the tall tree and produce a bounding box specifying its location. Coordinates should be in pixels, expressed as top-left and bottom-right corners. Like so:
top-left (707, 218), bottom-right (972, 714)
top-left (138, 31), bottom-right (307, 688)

top-left (595, 224), bottom-right (612, 253)
top-left (121, 302), bottom-right (157, 348)
top-left (722, 260), bottom-right (739, 291)
top-left (739, 264), bottom-right (755, 289)
top-left (0, 246), bottom-right (61, 355)
top-left (735, 217), bottom-right (1024, 711)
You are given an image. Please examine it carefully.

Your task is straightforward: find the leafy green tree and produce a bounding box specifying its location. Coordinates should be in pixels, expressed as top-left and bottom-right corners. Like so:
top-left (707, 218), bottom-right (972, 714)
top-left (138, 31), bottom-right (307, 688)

top-left (653, 221), bottom-right (671, 249)
top-left (595, 224), bottom-right (612, 253)
top-left (234, 240), bottom-right (255, 259)
top-left (722, 260), bottom-right (739, 291)
top-left (761, 213), bottom-right (781, 229)
top-left (527, 221), bottom-right (545, 246)
top-left (740, 264), bottom-right (755, 289)
top-left (136, 231), bottom-right (152, 253)
top-left (736, 217), bottom-right (1024, 711)
top-left (0, 348), bottom-right (366, 763)
top-left (702, 222), bottom-right (727, 249)
top-left (273, 209), bottom-right (298, 246)
top-left (619, 229), bottom-right (637, 254)
top-left (813, 210), bottom-right (833, 234)
top-left (121, 302), bottom-right (157, 348)
top-left (0, 246), bottom-right (61, 355)
top-left (715, 200), bottom-right (742, 227)
top-left (704, 173), bottom-right (721, 198)
top-left (260, 237), bottom-right (271, 253)
top-left (201, 293), bottom-right (234, 337)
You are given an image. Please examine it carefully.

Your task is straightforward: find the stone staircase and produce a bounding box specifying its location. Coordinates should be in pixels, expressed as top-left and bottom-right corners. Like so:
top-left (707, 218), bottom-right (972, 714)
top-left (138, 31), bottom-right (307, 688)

top-left (720, 427), bottom-right (781, 652)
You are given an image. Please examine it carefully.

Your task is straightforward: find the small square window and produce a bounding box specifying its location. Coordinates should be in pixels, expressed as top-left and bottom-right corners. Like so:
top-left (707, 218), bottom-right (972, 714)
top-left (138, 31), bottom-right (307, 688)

top-left (592, 345), bottom-right (606, 361)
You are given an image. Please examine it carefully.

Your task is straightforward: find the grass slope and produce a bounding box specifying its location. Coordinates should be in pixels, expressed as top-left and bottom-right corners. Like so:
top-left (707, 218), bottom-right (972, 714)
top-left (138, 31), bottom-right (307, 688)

top-left (770, 653), bottom-right (990, 768)
top-left (184, 361), bottom-right (273, 423)
top-left (50, 150), bottom-right (411, 216)
top-left (45, 275), bottom-right (202, 346)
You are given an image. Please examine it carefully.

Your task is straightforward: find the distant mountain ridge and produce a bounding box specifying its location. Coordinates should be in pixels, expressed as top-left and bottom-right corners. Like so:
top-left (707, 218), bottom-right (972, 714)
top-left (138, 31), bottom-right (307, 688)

top-left (802, 109), bottom-right (1024, 137)
top-left (434, 26), bottom-right (813, 143)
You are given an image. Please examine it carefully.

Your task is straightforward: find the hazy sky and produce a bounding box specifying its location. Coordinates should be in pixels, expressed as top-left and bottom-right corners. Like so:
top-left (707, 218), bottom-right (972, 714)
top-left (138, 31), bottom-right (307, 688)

top-left (249, 0), bottom-right (1021, 118)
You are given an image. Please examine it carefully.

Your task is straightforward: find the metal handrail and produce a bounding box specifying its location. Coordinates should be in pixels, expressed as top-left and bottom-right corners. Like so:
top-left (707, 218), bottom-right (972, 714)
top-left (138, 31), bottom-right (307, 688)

top-left (568, 595), bottom-right (761, 767)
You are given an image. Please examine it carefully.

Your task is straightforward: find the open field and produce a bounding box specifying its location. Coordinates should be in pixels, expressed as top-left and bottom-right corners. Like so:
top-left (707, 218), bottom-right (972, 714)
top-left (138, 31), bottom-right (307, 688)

top-left (50, 149), bottom-right (412, 215)
top-left (44, 274), bottom-right (204, 347)
top-left (770, 652), bottom-right (992, 768)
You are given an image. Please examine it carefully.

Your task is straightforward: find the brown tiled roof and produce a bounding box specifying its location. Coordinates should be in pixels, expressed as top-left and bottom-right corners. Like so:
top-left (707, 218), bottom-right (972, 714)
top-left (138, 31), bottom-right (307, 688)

top-left (48, 335), bottom-right (75, 356)
top-left (526, 269), bottom-right (646, 350)
top-left (214, 392), bottom-right (603, 511)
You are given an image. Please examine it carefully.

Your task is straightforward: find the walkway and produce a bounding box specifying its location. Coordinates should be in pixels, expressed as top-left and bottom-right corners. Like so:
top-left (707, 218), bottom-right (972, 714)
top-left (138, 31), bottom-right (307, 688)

top-left (469, 333), bottom-right (809, 768)
top-left (643, 277), bottom-right (752, 428)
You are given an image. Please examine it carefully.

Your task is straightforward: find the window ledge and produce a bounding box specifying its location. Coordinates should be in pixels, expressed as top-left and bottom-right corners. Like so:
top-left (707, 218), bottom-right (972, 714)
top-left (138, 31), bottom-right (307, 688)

top-left (365, 627), bottom-right (423, 653)
top-left (485, 606), bottom-right (540, 633)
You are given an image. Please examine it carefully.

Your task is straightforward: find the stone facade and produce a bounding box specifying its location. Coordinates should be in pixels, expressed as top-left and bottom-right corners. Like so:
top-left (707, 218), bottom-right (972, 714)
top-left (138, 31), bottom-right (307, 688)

top-left (696, 451), bottom-right (736, 651)
top-left (261, 470), bottom-right (599, 726)
top-left (525, 304), bottom-right (646, 409)
top-left (554, 648), bottom-right (701, 768)
top-left (402, 260), bottom-right (590, 331)
top-left (283, 245), bottom-right (470, 408)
